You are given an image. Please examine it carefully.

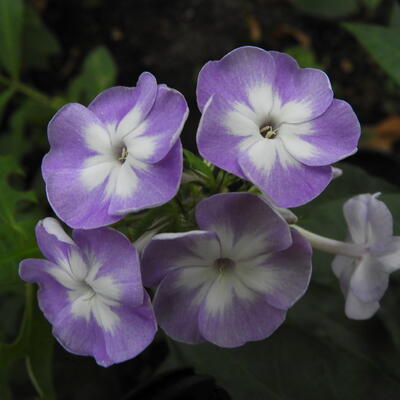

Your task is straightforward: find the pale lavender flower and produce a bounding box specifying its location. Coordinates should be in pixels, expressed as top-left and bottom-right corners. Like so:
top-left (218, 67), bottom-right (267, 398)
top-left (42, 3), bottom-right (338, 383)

top-left (141, 193), bottom-right (311, 347)
top-left (19, 218), bottom-right (157, 367)
top-left (196, 46), bottom-right (360, 207)
top-left (43, 72), bottom-right (188, 229)
top-left (332, 194), bottom-right (400, 320)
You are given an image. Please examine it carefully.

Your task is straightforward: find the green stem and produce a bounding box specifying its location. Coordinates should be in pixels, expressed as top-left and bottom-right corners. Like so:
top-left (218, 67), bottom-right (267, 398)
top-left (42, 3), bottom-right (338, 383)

top-left (0, 74), bottom-right (59, 109)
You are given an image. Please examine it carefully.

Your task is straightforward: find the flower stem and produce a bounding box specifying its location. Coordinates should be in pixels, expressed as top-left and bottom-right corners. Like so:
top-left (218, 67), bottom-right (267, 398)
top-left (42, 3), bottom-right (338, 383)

top-left (0, 74), bottom-right (60, 109)
top-left (292, 225), bottom-right (366, 258)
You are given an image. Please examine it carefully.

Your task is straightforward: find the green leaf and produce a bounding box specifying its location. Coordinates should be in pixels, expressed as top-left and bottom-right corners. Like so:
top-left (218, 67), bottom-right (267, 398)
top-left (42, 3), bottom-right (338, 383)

top-left (25, 301), bottom-right (55, 400)
top-left (285, 46), bottom-right (321, 69)
top-left (293, 0), bottom-right (358, 18)
top-left (390, 1), bottom-right (400, 28)
top-left (0, 0), bottom-right (24, 78)
top-left (68, 46), bottom-right (117, 104)
top-left (0, 98), bottom-right (53, 162)
top-left (343, 23), bottom-right (400, 86)
top-left (22, 5), bottom-right (60, 71)
top-left (0, 156), bottom-right (40, 287)
top-left (362, 0), bottom-right (381, 10)
top-left (183, 149), bottom-right (214, 178)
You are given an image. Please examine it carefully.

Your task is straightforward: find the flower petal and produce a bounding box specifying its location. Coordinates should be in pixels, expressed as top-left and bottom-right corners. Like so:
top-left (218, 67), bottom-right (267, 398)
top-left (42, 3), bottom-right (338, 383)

top-left (269, 51), bottom-right (333, 124)
top-left (350, 256), bottom-right (389, 302)
top-left (88, 72), bottom-right (157, 134)
top-left (124, 85), bottom-right (188, 164)
top-left (197, 46), bottom-right (276, 112)
top-left (235, 228), bottom-right (312, 310)
top-left (238, 139), bottom-right (333, 207)
top-left (19, 258), bottom-right (71, 322)
top-left (195, 192), bottom-right (292, 257)
top-left (344, 291), bottom-right (379, 320)
top-left (43, 103), bottom-right (108, 178)
top-left (198, 288), bottom-right (285, 347)
top-left (153, 269), bottom-right (210, 344)
top-left (377, 237), bottom-right (400, 273)
top-left (279, 99), bottom-right (360, 166)
top-left (35, 218), bottom-right (76, 263)
top-left (72, 228), bottom-right (144, 306)
top-left (197, 94), bottom-right (259, 179)
top-left (343, 194), bottom-right (393, 245)
top-left (108, 140), bottom-right (183, 215)
top-left (45, 168), bottom-right (121, 229)
top-left (141, 230), bottom-right (221, 287)
top-left (99, 292), bottom-right (157, 366)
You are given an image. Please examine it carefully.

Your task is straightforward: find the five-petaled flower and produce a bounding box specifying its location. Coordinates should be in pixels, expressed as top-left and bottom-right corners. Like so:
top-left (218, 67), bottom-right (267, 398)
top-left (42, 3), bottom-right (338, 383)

top-left (141, 193), bottom-right (312, 347)
top-left (196, 46), bottom-right (361, 207)
top-left (19, 218), bottom-right (157, 367)
top-left (43, 72), bottom-right (188, 229)
top-left (332, 194), bottom-right (400, 320)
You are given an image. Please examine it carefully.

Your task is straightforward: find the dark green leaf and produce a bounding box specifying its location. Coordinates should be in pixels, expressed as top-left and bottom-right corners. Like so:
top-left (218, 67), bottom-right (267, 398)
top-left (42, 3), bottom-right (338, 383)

top-left (0, 0), bottom-right (24, 78)
top-left (343, 23), bottom-right (400, 86)
top-left (68, 46), bottom-right (117, 104)
top-left (390, 1), bottom-right (400, 28)
top-left (293, 0), bottom-right (358, 18)
top-left (22, 5), bottom-right (60, 71)
top-left (0, 156), bottom-right (40, 287)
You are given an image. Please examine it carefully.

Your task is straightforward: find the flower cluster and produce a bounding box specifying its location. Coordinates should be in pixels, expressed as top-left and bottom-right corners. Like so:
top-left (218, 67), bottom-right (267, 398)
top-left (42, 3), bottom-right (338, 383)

top-left (20, 46), bottom-right (397, 368)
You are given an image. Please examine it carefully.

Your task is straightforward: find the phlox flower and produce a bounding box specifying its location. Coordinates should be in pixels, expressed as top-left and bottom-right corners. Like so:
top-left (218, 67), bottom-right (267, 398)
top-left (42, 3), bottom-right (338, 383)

top-left (196, 46), bottom-right (360, 207)
top-left (43, 72), bottom-right (188, 229)
top-left (141, 193), bottom-right (312, 347)
top-left (332, 194), bottom-right (400, 320)
top-left (19, 218), bottom-right (157, 367)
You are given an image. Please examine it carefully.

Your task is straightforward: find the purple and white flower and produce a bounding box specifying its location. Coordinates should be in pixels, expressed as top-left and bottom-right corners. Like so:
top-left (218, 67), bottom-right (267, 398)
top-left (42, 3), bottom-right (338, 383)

top-left (196, 46), bottom-right (360, 207)
top-left (141, 193), bottom-right (312, 347)
top-left (19, 218), bottom-right (157, 367)
top-left (43, 72), bottom-right (188, 229)
top-left (332, 194), bottom-right (400, 320)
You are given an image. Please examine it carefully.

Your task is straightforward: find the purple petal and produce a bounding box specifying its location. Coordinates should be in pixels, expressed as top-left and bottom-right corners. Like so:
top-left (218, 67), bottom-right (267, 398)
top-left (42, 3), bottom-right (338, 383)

top-left (108, 140), bottom-right (183, 215)
top-left (72, 228), bottom-right (144, 306)
top-left (238, 139), bottom-right (333, 207)
top-left (44, 168), bottom-right (120, 229)
top-left (197, 94), bottom-right (258, 179)
top-left (88, 72), bottom-right (157, 129)
top-left (43, 103), bottom-right (105, 177)
top-left (35, 218), bottom-right (77, 264)
top-left (197, 46), bottom-right (276, 112)
top-left (269, 51), bottom-right (333, 124)
top-left (344, 291), bottom-right (379, 320)
top-left (99, 292), bottom-right (157, 367)
top-left (19, 258), bottom-right (71, 322)
top-left (343, 194), bottom-right (393, 245)
top-left (124, 86), bottom-right (188, 164)
top-left (238, 228), bottom-right (312, 310)
top-left (198, 289), bottom-right (285, 347)
top-left (195, 192), bottom-right (292, 256)
top-left (141, 230), bottom-right (221, 287)
top-left (350, 256), bottom-right (389, 302)
top-left (279, 99), bottom-right (360, 166)
top-left (377, 237), bottom-right (400, 273)
top-left (153, 269), bottom-right (209, 344)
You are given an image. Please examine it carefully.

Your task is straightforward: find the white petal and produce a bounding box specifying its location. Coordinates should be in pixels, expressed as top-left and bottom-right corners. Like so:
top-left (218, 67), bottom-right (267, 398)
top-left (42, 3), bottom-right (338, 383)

top-left (90, 276), bottom-right (121, 301)
top-left (247, 84), bottom-right (275, 125)
top-left (80, 158), bottom-right (119, 192)
top-left (42, 218), bottom-right (75, 245)
top-left (91, 295), bottom-right (120, 331)
top-left (113, 161), bottom-right (139, 198)
top-left (85, 123), bottom-right (111, 154)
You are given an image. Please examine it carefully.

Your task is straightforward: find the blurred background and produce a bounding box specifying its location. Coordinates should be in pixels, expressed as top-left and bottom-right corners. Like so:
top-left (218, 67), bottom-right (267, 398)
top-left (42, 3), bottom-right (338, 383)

top-left (0, 0), bottom-right (400, 399)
